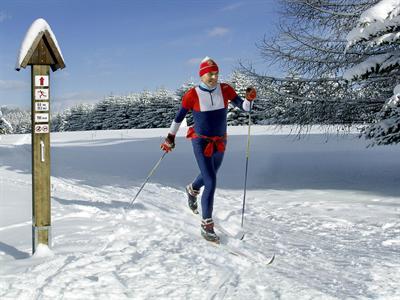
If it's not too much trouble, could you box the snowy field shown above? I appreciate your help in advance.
[0,126,399,300]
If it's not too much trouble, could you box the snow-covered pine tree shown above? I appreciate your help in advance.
[139,90,153,105]
[1,107,30,133]
[363,86,400,145]
[51,112,66,132]
[125,94,143,129]
[62,104,93,131]
[153,88,180,128]
[101,97,127,130]
[137,90,156,128]
[228,71,255,125]
[113,96,131,129]
[344,0,400,145]
[88,97,112,130]
[0,109,13,134]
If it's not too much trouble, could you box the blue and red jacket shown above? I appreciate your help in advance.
[169,83,252,137]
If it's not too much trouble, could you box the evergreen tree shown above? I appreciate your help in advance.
[0,109,13,134]
[363,89,400,145]
[51,112,66,132]
[63,104,92,131]
[344,0,400,145]
[2,108,30,134]
[227,71,254,125]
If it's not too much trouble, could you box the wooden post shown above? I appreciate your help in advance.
[31,65,51,253]
[16,18,65,254]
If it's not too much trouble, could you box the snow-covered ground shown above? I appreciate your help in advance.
[0,126,399,300]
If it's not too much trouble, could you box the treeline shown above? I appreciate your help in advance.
[51,74,276,132]
[0,73,274,134]
[0,66,390,135]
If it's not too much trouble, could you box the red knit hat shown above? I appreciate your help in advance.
[199,57,219,77]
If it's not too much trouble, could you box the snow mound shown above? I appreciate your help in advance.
[32,244,54,258]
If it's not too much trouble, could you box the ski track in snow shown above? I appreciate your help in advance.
[1,180,398,300]
[0,128,399,299]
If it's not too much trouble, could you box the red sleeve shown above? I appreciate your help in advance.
[221,83,238,101]
[181,88,197,110]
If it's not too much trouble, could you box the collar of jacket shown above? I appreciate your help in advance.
[199,82,217,93]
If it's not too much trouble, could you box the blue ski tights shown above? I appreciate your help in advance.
[191,138,225,219]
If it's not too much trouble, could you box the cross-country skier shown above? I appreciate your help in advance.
[161,57,256,243]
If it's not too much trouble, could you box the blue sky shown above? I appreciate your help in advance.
[0,0,279,111]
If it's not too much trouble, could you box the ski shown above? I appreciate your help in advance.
[207,239,275,266]
[186,194,274,265]
[214,225,275,265]
[221,244,275,266]
[215,224,245,240]
[198,223,275,265]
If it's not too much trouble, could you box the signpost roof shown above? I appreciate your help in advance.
[15,18,65,71]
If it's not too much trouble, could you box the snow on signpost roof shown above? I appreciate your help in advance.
[15,18,64,71]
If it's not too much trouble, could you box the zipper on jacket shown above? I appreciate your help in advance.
[209,92,214,106]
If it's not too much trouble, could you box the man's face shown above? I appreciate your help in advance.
[201,71,219,88]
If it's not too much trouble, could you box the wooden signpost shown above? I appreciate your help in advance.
[16,18,65,254]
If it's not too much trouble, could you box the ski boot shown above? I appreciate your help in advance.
[186,184,200,214]
[201,218,220,243]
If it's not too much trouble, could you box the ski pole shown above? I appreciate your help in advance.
[127,152,167,209]
[241,109,252,233]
